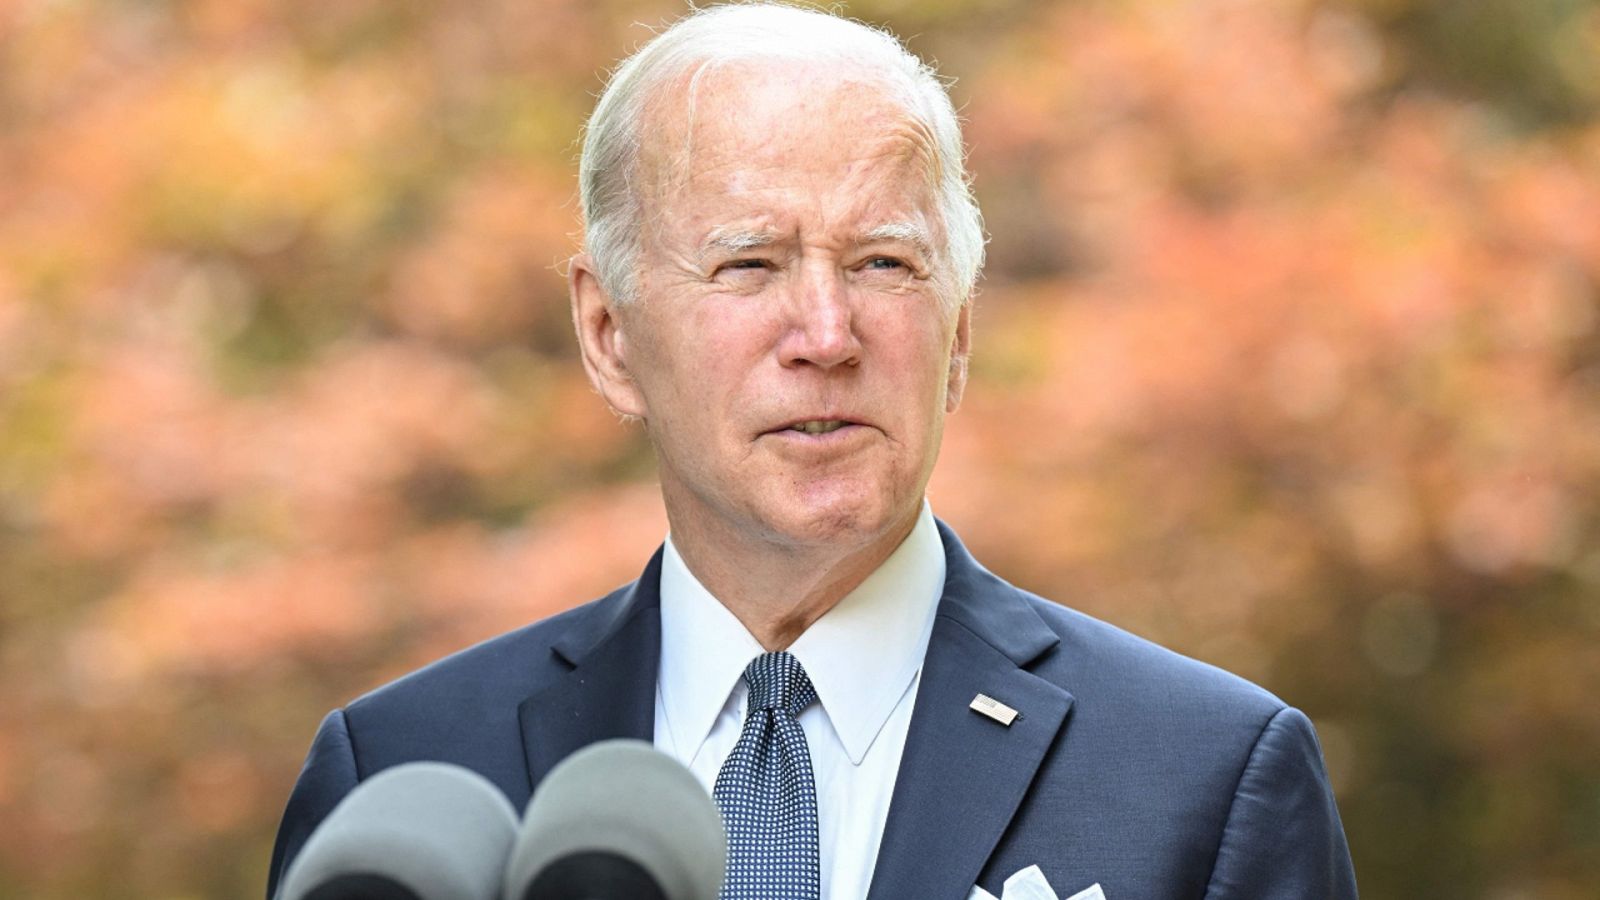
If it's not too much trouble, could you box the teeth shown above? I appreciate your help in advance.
[790,420,847,434]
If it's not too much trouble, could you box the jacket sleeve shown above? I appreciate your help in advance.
[1203,706,1358,899]
[266,709,361,900]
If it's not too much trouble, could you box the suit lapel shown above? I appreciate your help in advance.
[517,549,664,792]
[867,524,1075,900]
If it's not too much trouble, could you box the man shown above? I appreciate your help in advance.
[269,4,1357,899]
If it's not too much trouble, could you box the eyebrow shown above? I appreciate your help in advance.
[699,227,780,258]
[858,222,934,257]
[696,221,935,259]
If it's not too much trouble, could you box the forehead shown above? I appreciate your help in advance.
[637,60,940,231]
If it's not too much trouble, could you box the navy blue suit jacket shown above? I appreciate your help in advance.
[268,522,1356,899]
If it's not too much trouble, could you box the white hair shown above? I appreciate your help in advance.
[578,1,985,308]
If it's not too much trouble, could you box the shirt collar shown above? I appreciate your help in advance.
[657,502,945,766]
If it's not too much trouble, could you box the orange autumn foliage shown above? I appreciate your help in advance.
[1,1,1597,897]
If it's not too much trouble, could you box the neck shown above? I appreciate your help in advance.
[667,506,921,651]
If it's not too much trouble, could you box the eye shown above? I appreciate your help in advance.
[719,258,771,272]
[864,257,905,270]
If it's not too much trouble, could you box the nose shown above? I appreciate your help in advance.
[778,266,861,370]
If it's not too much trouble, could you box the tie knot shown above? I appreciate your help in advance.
[743,651,817,717]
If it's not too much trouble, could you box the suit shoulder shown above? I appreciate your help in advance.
[353,590,622,711]
[1021,590,1288,725]
[338,586,631,760]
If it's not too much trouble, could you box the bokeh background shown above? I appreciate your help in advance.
[2,0,1598,896]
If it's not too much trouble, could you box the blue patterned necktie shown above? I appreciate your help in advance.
[713,651,822,900]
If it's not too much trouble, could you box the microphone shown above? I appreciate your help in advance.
[278,761,519,900]
[504,740,727,900]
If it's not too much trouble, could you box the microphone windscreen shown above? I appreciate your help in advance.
[279,761,518,900]
[504,739,727,900]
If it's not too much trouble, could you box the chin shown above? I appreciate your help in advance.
[760,483,914,550]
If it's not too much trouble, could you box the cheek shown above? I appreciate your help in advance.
[648,308,775,425]
[876,311,954,383]
[699,326,758,370]
[692,302,784,369]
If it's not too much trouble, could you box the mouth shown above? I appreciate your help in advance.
[786,419,852,435]
[761,416,873,441]
[758,415,876,458]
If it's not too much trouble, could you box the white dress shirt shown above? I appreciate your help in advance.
[653,502,946,900]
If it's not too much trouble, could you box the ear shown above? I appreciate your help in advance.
[944,301,972,413]
[570,253,648,418]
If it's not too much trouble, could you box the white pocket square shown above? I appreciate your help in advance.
[965,865,1106,900]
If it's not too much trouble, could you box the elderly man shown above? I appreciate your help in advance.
[269,4,1357,899]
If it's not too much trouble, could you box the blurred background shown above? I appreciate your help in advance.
[2,0,1598,896]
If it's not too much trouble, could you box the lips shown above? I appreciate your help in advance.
[764,415,869,437]
[788,420,849,435]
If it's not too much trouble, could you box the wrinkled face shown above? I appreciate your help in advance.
[585,61,970,554]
